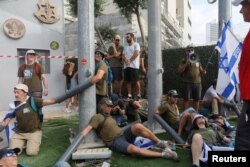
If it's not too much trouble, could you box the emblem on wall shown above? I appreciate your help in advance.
[50,41,59,50]
[3,18,26,39]
[34,0,60,24]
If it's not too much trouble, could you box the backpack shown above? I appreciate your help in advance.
[20,62,41,79]
[95,60,113,85]
[29,96,43,123]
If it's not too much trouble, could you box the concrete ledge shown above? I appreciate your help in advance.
[72,147,112,160]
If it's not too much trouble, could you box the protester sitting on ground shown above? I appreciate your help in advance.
[0,84,57,156]
[0,147,26,167]
[186,114,232,167]
[125,98,148,122]
[155,90,196,136]
[210,115,236,138]
[202,79,240,118]
[80,97,178,160]
[110,93,128,127]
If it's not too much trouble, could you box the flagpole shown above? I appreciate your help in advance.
[204,48,217,71]
[222,19,242,43]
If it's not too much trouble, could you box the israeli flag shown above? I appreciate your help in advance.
[2,101,26,144]
[215,20,242,100]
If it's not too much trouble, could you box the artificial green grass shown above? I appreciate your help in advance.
[18,116,79,167]
[17,115,237,167]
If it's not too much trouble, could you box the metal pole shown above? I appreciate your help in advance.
[218,0,231,36]
[147,0,162,130]
[78,0,95,142]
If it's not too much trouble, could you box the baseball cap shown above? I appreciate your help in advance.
[26,49,37,55]
[14,84,29,93]
[0,148,20,159]
[232,0,249,6]
[192,114,205,126]
[99,98,113,106]
[115,35,121,40]
[95,50,106,58]
[167,90,178,97]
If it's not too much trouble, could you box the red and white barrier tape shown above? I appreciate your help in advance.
[0,55,79,59]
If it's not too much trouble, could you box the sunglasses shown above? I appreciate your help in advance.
[5,151,15,157]
[115,39,120,41]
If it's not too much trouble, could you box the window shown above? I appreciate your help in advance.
[17,49,50,74]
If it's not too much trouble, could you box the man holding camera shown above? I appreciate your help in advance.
[178,45,206,112]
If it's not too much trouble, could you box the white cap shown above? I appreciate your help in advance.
[14,84,29,93]
[115,35,121,40]
[232,0,249,6]
[26,49,37,55]
[192,114,205,126]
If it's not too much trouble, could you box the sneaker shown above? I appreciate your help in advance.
[64,108,72,113]
[136,94,141,99]
[127,94,132,99]
[162,148,178,160]
[156,140,167,149]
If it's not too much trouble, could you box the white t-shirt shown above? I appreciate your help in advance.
[123,42,140,69]
[203,86,218,101]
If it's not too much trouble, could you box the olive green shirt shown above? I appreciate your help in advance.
[188,127,225,146]
[18,64,44,93]
[89,113,123,145]
[107,45,124,68]
[13,97,43,133]
[179,58,202,83]
[158,102,179,125]
[95,61,107,96]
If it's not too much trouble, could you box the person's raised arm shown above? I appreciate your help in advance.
[91,69,105,84]
[80,124,93,136]
[41,74,48,96]
[42,98,57,106]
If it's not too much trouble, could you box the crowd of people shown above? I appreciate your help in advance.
[0,0,250,166]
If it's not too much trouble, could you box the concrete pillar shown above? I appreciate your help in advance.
[147,0,163,130]
[78,0,95,142]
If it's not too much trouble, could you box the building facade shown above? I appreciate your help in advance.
[94,0,192,48]
[0,0,65,112]
[206,20,219,44]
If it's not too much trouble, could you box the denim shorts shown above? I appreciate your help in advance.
[109,127,136,154]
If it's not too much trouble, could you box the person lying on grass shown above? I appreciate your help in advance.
[80,97,178,160]
[185,114,232,167]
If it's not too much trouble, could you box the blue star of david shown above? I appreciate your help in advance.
[219,54,229,73]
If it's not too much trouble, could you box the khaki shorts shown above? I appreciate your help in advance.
[10,130,42,156]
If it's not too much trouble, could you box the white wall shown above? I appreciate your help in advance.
[0,0,65,111]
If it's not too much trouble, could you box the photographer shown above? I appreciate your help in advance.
[178,45,206,111]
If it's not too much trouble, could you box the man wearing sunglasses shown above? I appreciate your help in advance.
[106,35,124,97]
[0,148,25,167]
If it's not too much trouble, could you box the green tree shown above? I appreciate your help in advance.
[113,0,147,47]
[67,0,116,50]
